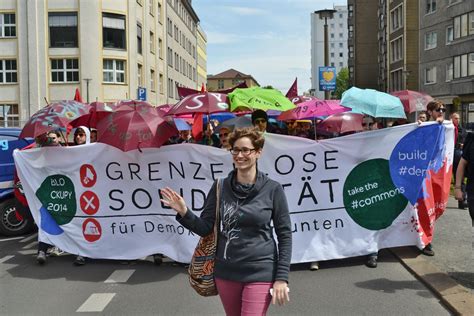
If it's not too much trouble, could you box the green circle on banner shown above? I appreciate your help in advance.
[343,159,408,230]
[35,175,76,225]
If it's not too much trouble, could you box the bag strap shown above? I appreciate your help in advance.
[214,179,221,235]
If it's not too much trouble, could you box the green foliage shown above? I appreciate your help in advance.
[333,68,349,99]
[262,85,274,89]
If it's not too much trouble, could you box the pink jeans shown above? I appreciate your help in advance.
[215,277,272,316]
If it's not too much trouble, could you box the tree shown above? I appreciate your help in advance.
[262,85,274,89]
[333,67,349,99]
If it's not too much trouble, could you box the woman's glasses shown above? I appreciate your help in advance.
[219,133,229,138]
[230,147,256,156]
[435,108,446,113]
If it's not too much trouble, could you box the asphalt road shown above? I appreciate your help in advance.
[0,234,451,315]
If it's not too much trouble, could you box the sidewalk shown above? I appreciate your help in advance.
[391,196,474,315]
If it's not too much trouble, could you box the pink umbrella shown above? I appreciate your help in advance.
[289,95,321,105]
[390,90,433,113]
[277,100,349,121]
[166,92,230,116]
[316,112,364,135]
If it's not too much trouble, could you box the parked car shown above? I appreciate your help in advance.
[0,128,35,236]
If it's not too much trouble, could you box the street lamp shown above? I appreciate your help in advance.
[83,78,92,103]
[315,9,337,100]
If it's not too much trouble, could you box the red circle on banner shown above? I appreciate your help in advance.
[80,191,100,215]
[82,218,102,242]
[80,164,97,187]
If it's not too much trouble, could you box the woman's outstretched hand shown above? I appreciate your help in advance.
[160,187,187,217]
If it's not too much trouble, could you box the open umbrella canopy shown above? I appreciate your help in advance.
[277,99,348,120]
[341,87,406,118]
[390,90,434,113]
[96,106,177,152]
[69,101,117,128]
[20,100,90,138]
[316,112,364,135]
[229,87,296,112]
[216,116,253,132]
[166,92,230,116]
[289,95,321,105]
[173,118,192,131]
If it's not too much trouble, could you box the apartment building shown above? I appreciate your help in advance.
[0,0,204,127]
[310,5,348,99]
[196,24,207,89]
[347,0,380,91]
[387,0,420,93]
[207,69,259,92]
[419,0,474,120]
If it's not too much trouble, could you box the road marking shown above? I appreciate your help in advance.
[76,293,115,312]
[18,250,37,255]
[20,233,37,243]
[0,236,24,242]
[0,255,14,263]
[22,241,37,249]
[104,269,135,283]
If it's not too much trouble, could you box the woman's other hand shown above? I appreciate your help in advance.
[271,280,289,306]
[160,187,187,216]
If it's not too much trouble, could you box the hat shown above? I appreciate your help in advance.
[251,110,268,123]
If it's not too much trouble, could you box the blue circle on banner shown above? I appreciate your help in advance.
[40,206,64,235]
[389,124,445,205]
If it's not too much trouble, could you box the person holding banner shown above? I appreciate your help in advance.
[160,127,292,315]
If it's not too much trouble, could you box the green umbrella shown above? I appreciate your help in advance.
[229,87,296,112]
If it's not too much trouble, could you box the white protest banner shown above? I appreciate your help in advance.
[14,122,453,262]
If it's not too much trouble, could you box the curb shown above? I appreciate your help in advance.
[390,247,474,316]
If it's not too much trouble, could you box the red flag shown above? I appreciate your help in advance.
[285,78,298,99]
[200,83,206,92]
[192,113,203,141]
[74,88,83,102]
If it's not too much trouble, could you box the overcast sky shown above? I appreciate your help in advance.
[193,0,347,95]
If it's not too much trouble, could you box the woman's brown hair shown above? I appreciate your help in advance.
[228,127,265,150]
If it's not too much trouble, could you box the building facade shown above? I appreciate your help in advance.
[418,0,474,121]
[310,5,348,99]
[196,24,207,90]
[207,69,259,92]
[347,0,379,91]
[0,0,205,127]
[387,0,420,93]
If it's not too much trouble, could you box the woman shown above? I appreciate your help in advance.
[74,126,90,145]
[161,127,292,315]
[218,126,232,150]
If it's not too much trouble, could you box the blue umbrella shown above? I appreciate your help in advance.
[203,112,236,124]
[341,87,406,118]
[173,118,191,131]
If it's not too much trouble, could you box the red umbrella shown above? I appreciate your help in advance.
[391,90,433,113]
[69,101,117,128]
[289,95,321,105]
[166,92,230,116]
[20,100,90,138]
[316,112,364,135]
[96,107,177,152]
[278,100,349,120]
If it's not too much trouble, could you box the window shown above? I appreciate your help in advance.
[103,59,125,83]
[159,73,163,94]
[330,52,335,58]
[454,53,474,78]
[339,13,343,19]
[470,53,474,76]
[453,13,470,39]
[339,33,343,38]
[348,5,353,17]
[390,69,403,91]
[339,52,343,57]
[349,46,354,58]
[167,48,173,66]
[48,12,78,47]
[339,23,343,28]
[218,80,224,89]
[425,0,436,14]
[330,33,334,39]
[349,25,353,38]
[0,13,16,37]
[330,23,335,29]
[150,31,155,53]
[158,3,162,23]
[390,5,403,32]
[51,58,79,83]
[339,43,343,48]
[103,13,126,49]
[331,62,335,67]
[339,62,343,67]
[149,0,154,15]
[424,32,437,50]
[446,62,453,82]
[167,18,172,35]
[137,64,142,86]
[168,78,174,98]
[0,104,19,127]
[0,59,17,83]
[331,43,335,48]
[150,69,155,91]
[446,25,453,44]
[137,24,142,54]
[158,38,163,58]
[174,52,179,71]
[424,66,436,84]
[390,37,403,62]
